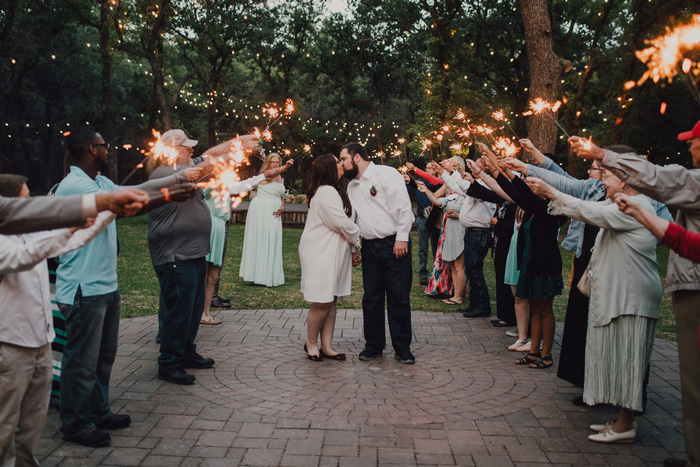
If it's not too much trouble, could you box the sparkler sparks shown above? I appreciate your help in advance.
[253,127,273,142]
[523,98,570,138]
[196,137,250,212]
[634,15,700,84]
[150,129,181,167]
[629,14,700,103]
[120,129,181,184]
[398,165,417,181]
[492,137,519,158]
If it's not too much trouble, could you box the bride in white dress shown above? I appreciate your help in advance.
[299,154,360,361]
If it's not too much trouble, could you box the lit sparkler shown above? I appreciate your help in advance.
[398,165,417,181]
[492,137,519,158]
[195,137,250,212]
[628,14,700,103]
[398,137,407,164]
[121,129,181,184]
[491,109,520,140]
[523,98,570,138]
[418,138,432,158]
[257,98,296,158]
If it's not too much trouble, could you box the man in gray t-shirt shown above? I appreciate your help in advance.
[148,129,282,385]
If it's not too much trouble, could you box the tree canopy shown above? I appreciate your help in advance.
[1,0,697,191]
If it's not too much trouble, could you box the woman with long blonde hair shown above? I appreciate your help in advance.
[239,153,293,286]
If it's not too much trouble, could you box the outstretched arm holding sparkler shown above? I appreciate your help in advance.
[519,138,548,165]
[405,162,444,186]
[466,159,514,204]
[569,136,606,161]
[415,181,448,207]
[201,134,260,160]
[223,159,294,196]
[476,143,508,179]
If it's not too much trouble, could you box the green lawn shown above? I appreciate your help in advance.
[116,216,677,341]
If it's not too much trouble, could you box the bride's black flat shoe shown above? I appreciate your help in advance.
[303,343,322,362]
[319,351,346,361]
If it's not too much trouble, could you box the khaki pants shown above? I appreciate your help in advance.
[672,291,700,467]
[0,343,52,467]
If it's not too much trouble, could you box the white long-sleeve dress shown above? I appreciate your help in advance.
[299,186,361,303]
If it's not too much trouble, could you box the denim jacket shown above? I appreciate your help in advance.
[528,156,673,257]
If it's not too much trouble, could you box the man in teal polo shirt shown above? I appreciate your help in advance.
[55,128,198,447]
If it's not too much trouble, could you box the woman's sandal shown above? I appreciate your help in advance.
[515,352,541,365]
[529,356,553,369]
[442,298,462,305]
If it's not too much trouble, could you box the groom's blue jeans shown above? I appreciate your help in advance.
[361,236,413,355]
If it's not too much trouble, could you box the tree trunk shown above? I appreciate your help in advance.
[99,0,117,182]
[147,0,172,131]
[519,0,561,154]
[149,46,172,130]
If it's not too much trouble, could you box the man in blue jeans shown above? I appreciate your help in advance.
[55,129,195,447]
[432,160,496,317]
[402,165,441,285]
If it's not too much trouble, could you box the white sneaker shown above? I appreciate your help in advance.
[508,339,530,351]
[505,328,519,337]
[588,427,635,443]
[590,420,637,432]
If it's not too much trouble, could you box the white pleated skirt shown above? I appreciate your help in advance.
[583,314,657,411]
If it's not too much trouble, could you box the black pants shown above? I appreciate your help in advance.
[361,237,413,355]
[494,259,515,324]
[557,252,590,387]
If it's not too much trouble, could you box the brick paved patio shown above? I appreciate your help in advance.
[37,309,685,466]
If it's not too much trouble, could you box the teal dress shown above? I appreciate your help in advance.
[205,189,229,267]
[239,182,285,286]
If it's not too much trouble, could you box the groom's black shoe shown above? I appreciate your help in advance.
[394,352,415,364]
[359,348,383,361]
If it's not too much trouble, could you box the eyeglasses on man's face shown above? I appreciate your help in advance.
[92,142,110,150]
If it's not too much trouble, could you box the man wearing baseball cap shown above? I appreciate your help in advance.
[569,121,700,465]
[160,129,198,148]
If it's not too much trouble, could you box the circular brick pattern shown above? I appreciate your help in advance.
[189,339,557,424]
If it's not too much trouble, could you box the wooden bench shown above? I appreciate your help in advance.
[231,201,308,226]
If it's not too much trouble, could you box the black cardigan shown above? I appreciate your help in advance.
[495,174,565,276]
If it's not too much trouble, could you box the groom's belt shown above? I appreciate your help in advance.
[362,234,396,243]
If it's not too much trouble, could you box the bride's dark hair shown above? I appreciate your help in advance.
[306,153,352,217]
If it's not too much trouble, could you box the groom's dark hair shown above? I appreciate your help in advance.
[341,142,369,161]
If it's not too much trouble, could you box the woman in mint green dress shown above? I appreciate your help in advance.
[239,153,288,286]
[201,189,229,325]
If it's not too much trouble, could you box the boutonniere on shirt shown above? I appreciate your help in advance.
[369,186,377,196]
